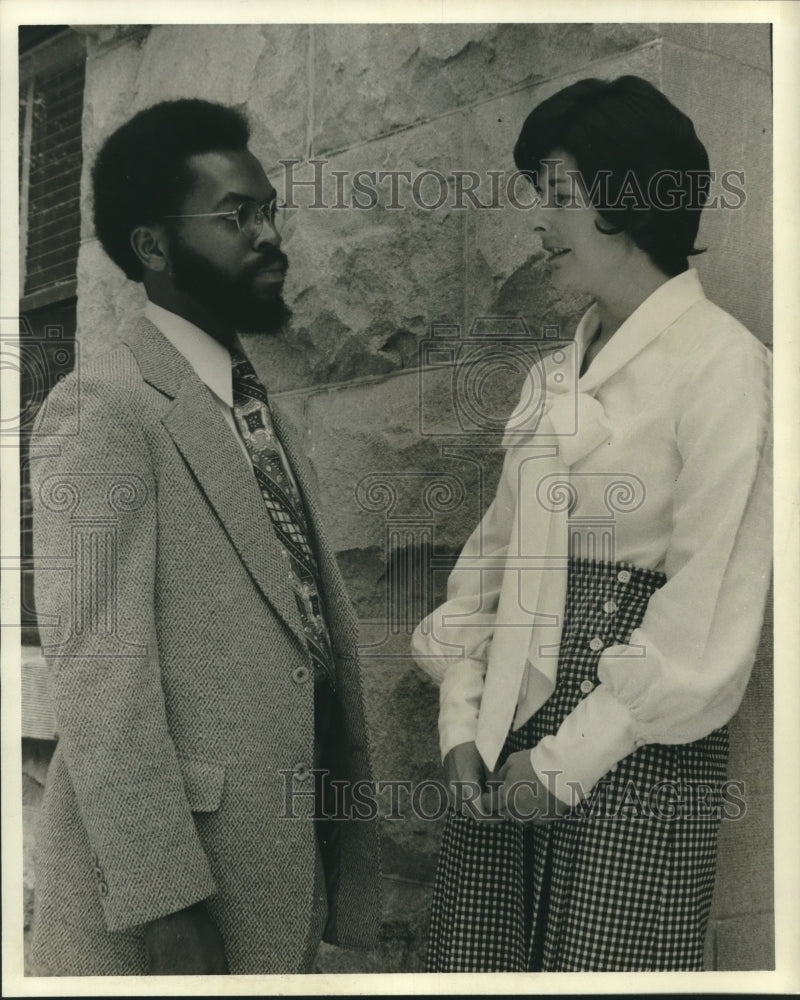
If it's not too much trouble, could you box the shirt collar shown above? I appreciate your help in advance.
[143,300,234,407]
[576,268,706,390]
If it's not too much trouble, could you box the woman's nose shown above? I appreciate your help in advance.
[531,199,550,233]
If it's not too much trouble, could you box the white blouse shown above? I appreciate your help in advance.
[411,269,772,804]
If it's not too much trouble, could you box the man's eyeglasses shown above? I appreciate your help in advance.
[162,199,286,239]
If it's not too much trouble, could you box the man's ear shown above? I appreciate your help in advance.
[131,225,169,274]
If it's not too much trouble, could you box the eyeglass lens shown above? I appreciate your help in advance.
[237,200,279,236]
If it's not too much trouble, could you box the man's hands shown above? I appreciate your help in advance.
[443,742,569,824]
[144,901,229,975]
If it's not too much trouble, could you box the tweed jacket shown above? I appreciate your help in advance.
[30,316,381,975]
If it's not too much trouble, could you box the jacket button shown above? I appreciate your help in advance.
[97,881,109,897]
[589,637,604,652]
[603,600,617,614]
[617,569,631,584]
[292,665,310,684]
[89,852,99,866]
[579,679,595,694]
[295,762,311,781]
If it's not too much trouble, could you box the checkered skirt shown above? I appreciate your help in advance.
[426,557,729,972]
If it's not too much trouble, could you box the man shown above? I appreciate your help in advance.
[30,99,381,975]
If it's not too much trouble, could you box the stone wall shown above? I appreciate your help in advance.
[26,22,772,972]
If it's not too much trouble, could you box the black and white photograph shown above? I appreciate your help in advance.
[2,2,798,994]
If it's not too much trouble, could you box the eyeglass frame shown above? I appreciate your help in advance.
[161,198,285,237]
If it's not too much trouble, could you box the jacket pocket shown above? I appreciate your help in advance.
[178,757,225,813]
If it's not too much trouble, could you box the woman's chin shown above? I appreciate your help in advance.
[547,267,576,291]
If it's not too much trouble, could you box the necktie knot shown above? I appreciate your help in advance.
[231,351,269,408]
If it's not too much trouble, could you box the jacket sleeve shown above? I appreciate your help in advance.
[411,446,518,760]
[31,370,217,931]
[531,341,772,803]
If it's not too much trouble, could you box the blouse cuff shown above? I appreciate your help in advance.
[438,659,485,761]
[529,685,642,805]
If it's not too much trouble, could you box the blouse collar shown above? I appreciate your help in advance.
[576,268,706,391]
[502,268,707,452]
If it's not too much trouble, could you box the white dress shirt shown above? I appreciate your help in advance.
[143,300,296,484]
[411,269,772,803]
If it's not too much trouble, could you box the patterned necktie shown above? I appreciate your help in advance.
[231,351,335,686]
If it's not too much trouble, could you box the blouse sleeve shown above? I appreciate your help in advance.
[531,339,772,804]
[411,446,518,759]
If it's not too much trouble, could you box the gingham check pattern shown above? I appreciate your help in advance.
[232,351,335,684]
[427,557,729,972]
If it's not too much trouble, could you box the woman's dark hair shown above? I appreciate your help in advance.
[513,75,710,276]
[92,99,251,282]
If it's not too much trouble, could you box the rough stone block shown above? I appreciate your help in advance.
[133,26,267,113]
[282,371,503,557]
[705,24,771,72]
[714,911,775,970]
[704,614,774,920]
[245,26,310,171]
[359,638,443,883]
[316,875,431,972]
[22,739,55,788]
[660,23,771,73]
[245,112,467,392]
[662,43,771,345]
[313,23,660,154]
[727,606,773,784]
[659,23,711,51]
[82,36,148,167]
[703,919,716,969]
[75,241,144,356]
[710,790,774,920]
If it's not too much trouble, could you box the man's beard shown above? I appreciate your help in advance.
[168,234,292,334]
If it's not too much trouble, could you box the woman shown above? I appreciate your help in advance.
[412,76,772,972]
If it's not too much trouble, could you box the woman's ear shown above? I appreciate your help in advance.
[130,225,169,274]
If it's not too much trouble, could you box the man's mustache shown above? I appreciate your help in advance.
[251,247,289,274]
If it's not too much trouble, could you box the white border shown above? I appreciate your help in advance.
[2,2,798,996]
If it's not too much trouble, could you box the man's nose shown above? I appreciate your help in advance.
[253,216,281,250]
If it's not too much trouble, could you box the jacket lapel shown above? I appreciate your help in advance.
[121,317,307,651]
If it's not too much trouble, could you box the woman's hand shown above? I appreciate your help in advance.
[495,749,571,824]
[443,742,503,822]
